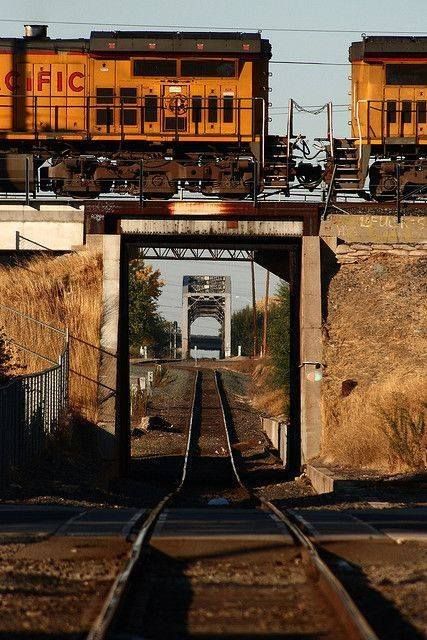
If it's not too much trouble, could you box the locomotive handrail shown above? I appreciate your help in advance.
[355,98,427,146]
[0,94,266,167]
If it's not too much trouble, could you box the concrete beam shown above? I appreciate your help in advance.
[121,218,303,237]
[300,236,323,463]
[0,205,84,251]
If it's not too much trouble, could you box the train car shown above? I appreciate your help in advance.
[328,35,427,200]
[0,25,299,199]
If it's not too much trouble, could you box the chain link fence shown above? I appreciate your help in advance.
[0,305,69,486]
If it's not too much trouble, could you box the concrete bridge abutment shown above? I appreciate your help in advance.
[96,234,130,477]
[299,236,323,464]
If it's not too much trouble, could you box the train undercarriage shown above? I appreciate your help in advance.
[327,139,427,201]
[46,152,257,200]
[0,139,426,201]
[0,137,323,200]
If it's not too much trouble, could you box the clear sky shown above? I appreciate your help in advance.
[2,1,423,348]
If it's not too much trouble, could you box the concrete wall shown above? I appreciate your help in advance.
[300,236,323,463]
[320,214,426,244]
[0,205,84,251]
[261,416,288,467]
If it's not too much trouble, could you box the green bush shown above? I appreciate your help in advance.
[267,282,290,388]
[230,280,290,387]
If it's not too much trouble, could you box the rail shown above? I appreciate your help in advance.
[88,367,379,640]
[87,369,200,640]
[215,369,378,640]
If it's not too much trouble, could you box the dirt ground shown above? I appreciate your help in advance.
[322,540,427,640]
[131,367,195,458]
[0,537,129,639]
[122,545,348,639]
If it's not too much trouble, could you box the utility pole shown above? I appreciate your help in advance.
[262,269,270,358]
[250,258,258,358]
[173,321,177,359]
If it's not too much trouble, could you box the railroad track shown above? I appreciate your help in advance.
[88,368,379,640]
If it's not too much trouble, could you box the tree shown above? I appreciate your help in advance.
[231,306,263,356]
[128,260,169,356]
[230,281,290,386]
[267,282,290,388]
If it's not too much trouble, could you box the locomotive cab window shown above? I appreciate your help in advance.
[386,64,427,85]
[120,88,137,126]
[181,60,236,77]
[223,96,234,123]
[208,96,218,123]
[133,59,177,77]
[96,88,114,126]
[144,95,158,122]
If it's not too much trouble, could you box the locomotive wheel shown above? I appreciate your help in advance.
[369,163,397,202]
[216,193,249,200]
[144,192,175,200]
[369,189,396,203]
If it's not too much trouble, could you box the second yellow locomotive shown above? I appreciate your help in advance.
[328,35,427,200]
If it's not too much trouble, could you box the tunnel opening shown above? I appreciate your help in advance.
[111,235,302,481]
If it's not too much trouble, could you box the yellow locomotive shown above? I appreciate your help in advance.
[0,25,298,199]
[329,36,427,200]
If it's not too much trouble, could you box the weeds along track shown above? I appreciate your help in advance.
[88,368,379,640]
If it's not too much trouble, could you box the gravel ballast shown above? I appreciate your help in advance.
[0,537,129,638]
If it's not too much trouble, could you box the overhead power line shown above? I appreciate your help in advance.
[271,60,348,66]
[0,18,426,35]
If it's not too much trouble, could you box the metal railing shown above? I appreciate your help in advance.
[355,99,427,145]
[0,94,263,141]
[0,309,69,486]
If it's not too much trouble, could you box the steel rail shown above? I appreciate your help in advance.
[87,370,200,640]
[214,369,379,640]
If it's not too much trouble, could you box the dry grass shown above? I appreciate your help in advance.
[215,358,289,417]
[250,360,289,418]
[322,255,427,472]
[0,251,102,421]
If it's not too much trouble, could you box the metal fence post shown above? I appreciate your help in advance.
[253,159,258,207]
[139,159,144,207]
[25,156,30,206]
[396,162,402,223]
